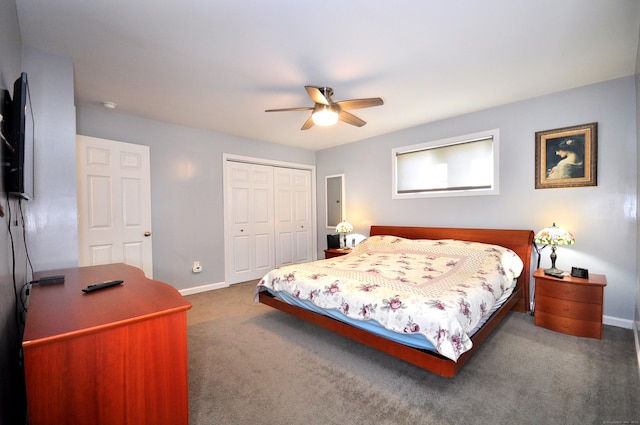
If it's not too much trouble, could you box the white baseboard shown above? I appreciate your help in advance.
[634,320,640,381]
[180,281,228,296]
[603,315,633,329]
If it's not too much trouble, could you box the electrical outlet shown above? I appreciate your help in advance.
[192,261,203,273]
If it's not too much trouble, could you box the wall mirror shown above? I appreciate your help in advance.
[325,174,345,229]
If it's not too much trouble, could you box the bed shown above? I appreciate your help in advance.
[256,225,534,377]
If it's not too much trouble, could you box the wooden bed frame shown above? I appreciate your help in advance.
[258,225,534,377]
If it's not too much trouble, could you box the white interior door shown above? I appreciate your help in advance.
[274,167,312,266]
[76,135,153,277]
[224,162,275,284]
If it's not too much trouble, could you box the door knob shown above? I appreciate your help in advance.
[144,231,151,237]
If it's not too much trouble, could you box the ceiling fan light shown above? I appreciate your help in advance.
[312,106,339,126]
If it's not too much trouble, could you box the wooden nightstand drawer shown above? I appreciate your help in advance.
[535,294,602,321]
[536,279,602,303]
[534,310,602,339]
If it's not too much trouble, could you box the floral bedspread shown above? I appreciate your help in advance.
[255,235,523,361]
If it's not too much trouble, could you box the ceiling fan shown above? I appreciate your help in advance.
[265,86,383,130]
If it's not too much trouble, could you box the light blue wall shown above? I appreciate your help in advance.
[17,44,639,327]
[23,47,78,271]
[317,76,637,326]
[76,105,316,290]
[635,34,640,362]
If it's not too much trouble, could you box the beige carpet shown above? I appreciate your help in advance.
[186,281,640,425]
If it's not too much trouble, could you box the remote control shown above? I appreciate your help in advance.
[82,280,124,293]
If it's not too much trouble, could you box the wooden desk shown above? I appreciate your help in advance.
[22,263,192,425]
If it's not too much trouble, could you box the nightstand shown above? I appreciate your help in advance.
[324,248,351,259]
[533,268,607,339]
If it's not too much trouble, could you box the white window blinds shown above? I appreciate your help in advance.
[392,129,499,198]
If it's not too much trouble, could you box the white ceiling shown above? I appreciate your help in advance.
[15,0,640,151]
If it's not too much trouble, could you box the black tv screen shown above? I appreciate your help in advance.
[0,89,11,186]
[5,72,34,200]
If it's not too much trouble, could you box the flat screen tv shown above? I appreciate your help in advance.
[3,72,34,200]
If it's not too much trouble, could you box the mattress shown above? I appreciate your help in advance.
[255,235,524,361]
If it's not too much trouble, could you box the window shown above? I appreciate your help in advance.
[392,129,499,199]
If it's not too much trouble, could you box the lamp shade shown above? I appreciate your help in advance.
[335,221,353,233]
[534,223,574,276]
[533,223,575,246]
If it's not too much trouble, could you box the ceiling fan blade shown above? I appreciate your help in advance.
[265,106,313,112]
[305,86,330,105]
[300,116,315,130]
[338,110,366,127]
[335,97,384,111]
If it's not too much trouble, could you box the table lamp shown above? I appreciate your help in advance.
[533,223,575,276]
[335,221,353,248]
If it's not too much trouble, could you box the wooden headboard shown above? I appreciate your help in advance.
[369,225,534,312]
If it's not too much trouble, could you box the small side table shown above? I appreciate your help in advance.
[533,268,607,339]
[324,248,351,259]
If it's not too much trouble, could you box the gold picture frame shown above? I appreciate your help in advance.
[535,122,597,189]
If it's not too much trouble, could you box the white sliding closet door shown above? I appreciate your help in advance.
[225,162,275,284]
[274,167,313,267]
